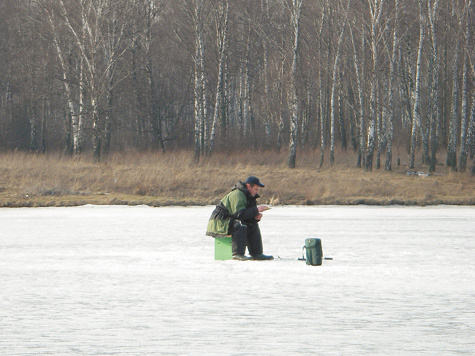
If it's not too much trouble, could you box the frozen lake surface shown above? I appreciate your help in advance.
[1,205,474,355]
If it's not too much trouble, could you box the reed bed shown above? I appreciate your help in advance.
[0,149,474,207]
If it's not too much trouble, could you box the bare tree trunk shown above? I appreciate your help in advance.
[469,90,475,162]
[347,82,358,152]
[410,0,425,169]
[194,35,202,161]
[144,3,165,152]
[459,0,471,171]
[338,71,347,151]
[243,26,251,140]
[28,84,38,152]
[192,0,205,161]
[263,39,271,147]
[277,36,285,153]
[330,0,350,164]
[131,18,145,142]
[318,75,325,168]
[91,99,102,162]
[350,20,365,168]
[209,0,229,155]
[200,29,208,155]
[428,0,440,173]
[71,0,136,158]
[447,35,460,170]
[40,1,81,153]
[288,0,303,168]
[77,55,86,154]
[469,96,475,175]
[366,0,386,171]
[376,79,384,169]
[40,98,47,153]
[74,70,85,154]
[459,53,469,171]
[262,1,272,147]
[385,0,399,171]
[104,50,113,156]
[317,1,327,168]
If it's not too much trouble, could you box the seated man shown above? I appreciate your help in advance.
[206,176,273,261]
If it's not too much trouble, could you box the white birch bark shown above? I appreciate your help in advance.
[189,0,206,161]
[385,0,399,171]
[78,54,86,154]
[263,40,272,146]
[261,0,272,146]
[59,0,135,160]
[428,0,440,172]
[338,70,347,150]
[200,29,208,154]
[288,0,303,168]
[350,18,365,168]
[36,1,81,154]
[365,0,386,171]
[243,28,251,137]
[193,5,203,161]
[277,34,285,153]
[209,0,229,155]
[410,0,425,169]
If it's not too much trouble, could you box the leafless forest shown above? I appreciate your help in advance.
[0,0,473,172]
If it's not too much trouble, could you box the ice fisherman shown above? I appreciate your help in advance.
[206,176,274,261]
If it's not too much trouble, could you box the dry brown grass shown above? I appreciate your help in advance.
[0,149,474,207]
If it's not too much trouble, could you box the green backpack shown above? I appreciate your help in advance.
[303,238,323,266]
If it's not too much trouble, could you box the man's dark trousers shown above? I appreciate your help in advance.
[231,220,263,256]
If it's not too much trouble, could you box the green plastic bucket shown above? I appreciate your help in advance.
[215,237,232,260]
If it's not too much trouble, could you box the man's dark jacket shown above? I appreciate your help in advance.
[206,181,259,237]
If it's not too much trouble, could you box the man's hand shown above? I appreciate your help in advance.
[255,213,263,221]
[257,205,269,212]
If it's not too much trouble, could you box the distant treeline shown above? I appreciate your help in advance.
[0,1,473,172]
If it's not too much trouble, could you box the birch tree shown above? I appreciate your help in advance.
[208,0,229,154]
[349,13,366,168]
[185,0,207,161]
[35,0,83,154]
[287,0,303,168]
[365,0,386,171]
[385,0,399,171]
[59,0,135,161]
[2,0,474,168]
[410,0,425,169]
[427,0,440,173]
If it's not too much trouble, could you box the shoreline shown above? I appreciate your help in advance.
[1,150,474,208]
[2,195,474,208]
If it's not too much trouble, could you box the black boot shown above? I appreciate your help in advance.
[232,254,251,261]
[251,254,274,260]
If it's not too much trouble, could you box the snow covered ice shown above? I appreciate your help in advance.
[1,205,474,355]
